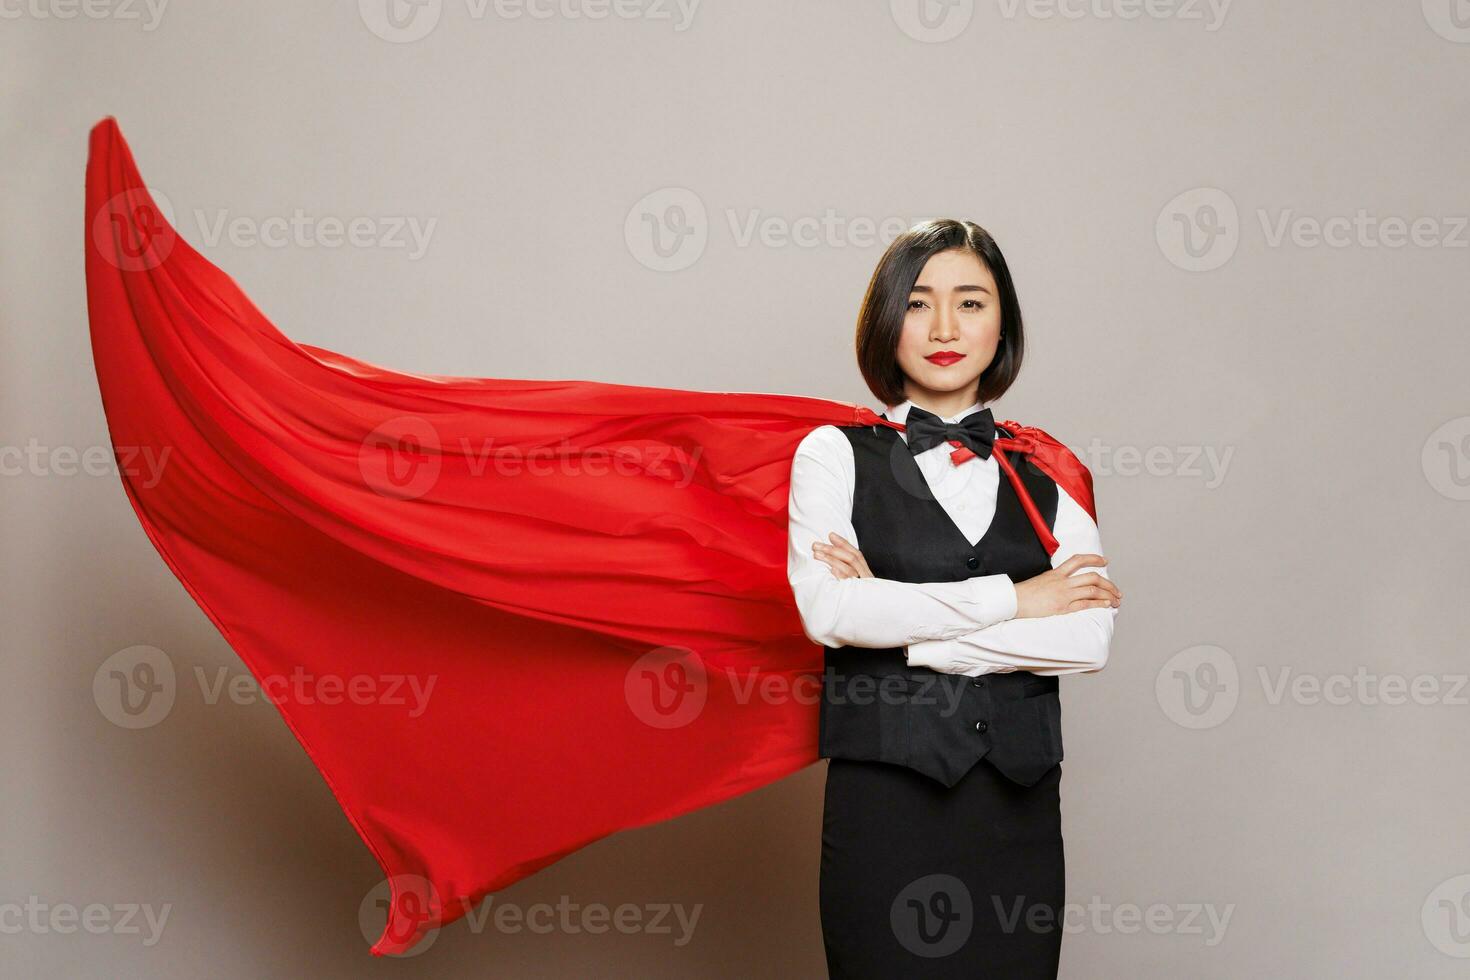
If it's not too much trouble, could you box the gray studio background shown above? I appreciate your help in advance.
[4,2,1468,976]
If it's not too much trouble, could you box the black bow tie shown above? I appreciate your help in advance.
[902,404,996,461]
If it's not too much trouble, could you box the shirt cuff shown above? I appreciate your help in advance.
[905,636,969,673]
[903,576,1018,669]
[900,575,1019,643]
[975,574,1018,625]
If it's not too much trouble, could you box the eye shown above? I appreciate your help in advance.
[907,299,929,310]
[960,299,985,310]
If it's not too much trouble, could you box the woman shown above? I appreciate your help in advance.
[786,220,1122,977]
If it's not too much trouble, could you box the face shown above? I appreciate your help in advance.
[894,247,1003,405]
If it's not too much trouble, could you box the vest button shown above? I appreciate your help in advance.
[965,556,980,570]
[975,720,989,733]
[971,678,983,687]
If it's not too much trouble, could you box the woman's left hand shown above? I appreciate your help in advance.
[812,532,874,580]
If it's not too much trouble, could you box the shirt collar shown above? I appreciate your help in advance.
[882,396,986,426]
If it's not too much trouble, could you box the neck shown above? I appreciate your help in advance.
[903,385,981,420]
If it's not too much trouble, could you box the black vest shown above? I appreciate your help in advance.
[817,421,1064,788]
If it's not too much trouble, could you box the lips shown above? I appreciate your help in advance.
[924,351,965,366]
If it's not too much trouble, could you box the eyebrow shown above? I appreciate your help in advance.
[909,284,992,294]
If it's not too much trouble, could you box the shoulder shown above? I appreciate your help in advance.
[788,425,857,513]
[793,423,855,461]
[790,425,858,496]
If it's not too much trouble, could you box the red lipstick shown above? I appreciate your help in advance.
[924,350,965,366]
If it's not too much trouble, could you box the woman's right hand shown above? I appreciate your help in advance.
[1014,554,1122,618]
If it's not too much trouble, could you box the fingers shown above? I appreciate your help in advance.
[813,533,871,579]
[1067,597,1117,612]
[1057,553,1107,577]
[812,537,858,565]
[1066,583,1121,606]
[1067,572,1121,601]
[818,555,861,579]
[813,534,863,580]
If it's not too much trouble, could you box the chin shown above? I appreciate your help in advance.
[908,370,983,395]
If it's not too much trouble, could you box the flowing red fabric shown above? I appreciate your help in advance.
[83,116,1096,955]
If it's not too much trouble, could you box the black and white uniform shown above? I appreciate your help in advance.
[786,398,1115,978]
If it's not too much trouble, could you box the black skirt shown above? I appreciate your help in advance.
[819,756,1065,979]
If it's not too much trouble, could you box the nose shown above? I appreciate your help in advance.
[931,301,959,342]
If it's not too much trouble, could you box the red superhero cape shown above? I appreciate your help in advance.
[83,117,1097,956]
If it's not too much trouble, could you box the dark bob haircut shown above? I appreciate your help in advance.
[854,219,1024,408]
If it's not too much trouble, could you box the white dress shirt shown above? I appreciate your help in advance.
[786,398,1114,676]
